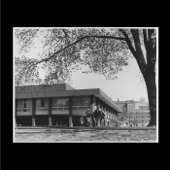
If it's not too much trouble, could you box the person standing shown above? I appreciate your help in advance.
[94,106,102,127]
[100,110,105,127]
[85,108,91,127]
[91,104,97,127]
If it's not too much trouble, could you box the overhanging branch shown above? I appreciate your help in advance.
[119,29,136,57]
[143,29,149,51]
[146,29,156,71]
[131,29,147,73]
[31,35,127,66]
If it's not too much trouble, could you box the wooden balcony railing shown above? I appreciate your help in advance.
[35,108,49,111]
[52,107,69,111]
[72,106,89,110]
[16,108,32,112]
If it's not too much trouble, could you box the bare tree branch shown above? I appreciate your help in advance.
[29,35,127,67]
[146,29,156,71]
[148,29,155,41]
[119,29,136,57]
[143,29,149,51]
[131,29,147,73]
[62,29,70,45]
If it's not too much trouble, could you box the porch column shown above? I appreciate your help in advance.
[100,100,104,118]
[90,95,96,108]
[99,100,103,111]
[90,95,97,116]
[96,97,100,108]
[108,107,110,119]
[32,99,36,127]
[48,97,52,126]
[111,108,113,120]
[113,109,115,120]
[90,95,96,126]
[111,108,113,119]
[109,107,111,120]
[103,102,107,118]
[115,113,118,121]
[69,97,73,127]
[102,101,106,126]
[105,103,108,126]
[107,105,110,119]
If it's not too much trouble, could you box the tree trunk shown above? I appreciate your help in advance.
[123,29,157,127]
[143,69,156,126]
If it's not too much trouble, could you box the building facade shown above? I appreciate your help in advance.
[115,100,150,127]
[15,84,122,127]
[134,101,149,109]
[116,100,149,113]
[128,110,150,127]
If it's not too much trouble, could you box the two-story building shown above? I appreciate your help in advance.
[15,84,122,127]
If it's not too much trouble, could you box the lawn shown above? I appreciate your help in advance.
[14,127,157,142]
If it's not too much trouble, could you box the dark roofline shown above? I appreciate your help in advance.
[15,86,122,113]
[15,84,75,92]
[98,89,122,112]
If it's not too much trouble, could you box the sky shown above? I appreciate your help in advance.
[14,28,159,103]
[70,58,148,102]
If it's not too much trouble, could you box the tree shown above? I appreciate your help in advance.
[14,28,157,126]
[139,97,146,103]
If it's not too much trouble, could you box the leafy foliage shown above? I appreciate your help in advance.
[14,28,156,86]
[15,28,132,85]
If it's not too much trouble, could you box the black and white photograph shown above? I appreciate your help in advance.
[13,27,158,143]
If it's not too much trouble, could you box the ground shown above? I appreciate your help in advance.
[14,127,157,142]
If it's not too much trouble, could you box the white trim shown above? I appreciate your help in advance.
[156,27,159,142]
[13,27,159,29]
[13,27,15,142]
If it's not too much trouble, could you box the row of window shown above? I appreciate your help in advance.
[16,97,90,109]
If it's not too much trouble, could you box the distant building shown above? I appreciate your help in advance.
[134,101,149,109]
[115,100,149,113]
[115,101,127,113]
[139,105,149,111]
[115,100,135,113]
[115,99,150,127]
[128,111,150,127]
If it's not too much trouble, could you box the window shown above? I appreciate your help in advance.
[25,100,32,108]
[17,100,32,108]
[42,100,44,107]
[17,100,24,109]
[36,100,42,108]
[24,100,26,108]
[73,97,90,106]
[52,98,69,107]
[36,99,49,108]
[16,100,32,111]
